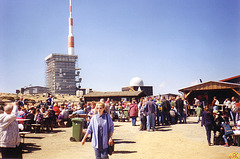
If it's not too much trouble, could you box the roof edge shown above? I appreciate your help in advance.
[220,75,240,82]
[179,81,240,92]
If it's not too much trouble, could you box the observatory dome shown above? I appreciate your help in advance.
[130,77,144,86]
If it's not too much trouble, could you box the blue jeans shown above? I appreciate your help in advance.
[178,112,183,123]
[197,116,201,122]
[162,111,170,124]
[156,110,160,125]
[147,113,155,131]
[94,148,108,159]
[205,125,212,144]
[223,134,233,144]
[231,112,236,125]
[171,117,175,124]
[159,112,164,125]
[183,113,187,123]
[131,116,137,126]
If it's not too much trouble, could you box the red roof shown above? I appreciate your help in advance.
[220,75,240,82]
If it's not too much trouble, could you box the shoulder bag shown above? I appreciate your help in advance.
[224,124,233,136]
[106,114,114,155]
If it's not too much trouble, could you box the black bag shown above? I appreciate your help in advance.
[106,114,114,155]
[108,143,114,155]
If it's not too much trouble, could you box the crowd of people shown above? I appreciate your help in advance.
[1,94,239,159]
[7,95,189,134]
[136,95,188,132]
[201,96,240,147]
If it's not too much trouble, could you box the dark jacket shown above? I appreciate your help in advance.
[201,110,214,127]
[144,101,155,115]
[176,98,184,113]
[162,99,171,112]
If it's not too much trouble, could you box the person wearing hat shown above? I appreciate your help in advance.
[213,110,224,144]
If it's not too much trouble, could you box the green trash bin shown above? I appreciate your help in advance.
[123,109,129,117]
[71,118,84,141]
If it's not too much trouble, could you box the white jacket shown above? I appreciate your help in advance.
[231,101,237,113]
[0,105,21,148]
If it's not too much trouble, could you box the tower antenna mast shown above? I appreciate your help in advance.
[68,0,74,55]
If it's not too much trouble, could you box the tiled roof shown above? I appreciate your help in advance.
[84,91,145,97]
[179,81,240,92]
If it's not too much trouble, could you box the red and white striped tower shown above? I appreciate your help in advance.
[68,0,74,55]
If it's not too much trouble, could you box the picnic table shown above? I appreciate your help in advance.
[16,119,31,122]
[233,131,240,146]
[19,131,30,143]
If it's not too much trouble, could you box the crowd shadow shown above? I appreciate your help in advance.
[113,139,137,154]
[24,136,44,140]
[185,121,199,124]
[20,129,66,154]
[51,129,66,133]
[21,143,41,154]
[114,139,136,144]
[154,125,172,132]
[34,129,66,134]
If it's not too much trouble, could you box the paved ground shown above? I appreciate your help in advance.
[14,117,240,159]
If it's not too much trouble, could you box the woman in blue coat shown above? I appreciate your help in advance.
[82,102,114,159]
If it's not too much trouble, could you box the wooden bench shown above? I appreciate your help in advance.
[232,133,240,146]
[19,132,30,143]
[31,124,42,133]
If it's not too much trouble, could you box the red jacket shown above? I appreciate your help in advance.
[129,103,138,117]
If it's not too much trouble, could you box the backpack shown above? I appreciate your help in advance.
[169,109,176,117]
[157,102,163,112]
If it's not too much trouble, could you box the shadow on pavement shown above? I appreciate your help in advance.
[24,136,44,140]
[114,139,136,144]
[114,150,137,154]
[29,129,66,134]
[186,121,199,124]
[113,139,137,154]
[52,129,66,133]
[21,143,42,154]
[155,125,172,132]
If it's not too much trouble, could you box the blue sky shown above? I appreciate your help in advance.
[0,0,240,95]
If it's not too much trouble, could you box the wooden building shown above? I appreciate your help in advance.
[20,86,48,95]
[179,81,240,105]
[83,91,147,103]
[160,93,179,100]
[122,86,153,96]
[220,75,240,84]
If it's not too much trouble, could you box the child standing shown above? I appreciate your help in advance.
[195,105,202,123]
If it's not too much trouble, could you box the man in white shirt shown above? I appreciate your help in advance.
[0,103,22,159]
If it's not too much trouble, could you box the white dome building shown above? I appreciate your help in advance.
[130,77,144,86]
[122,77,153,96]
